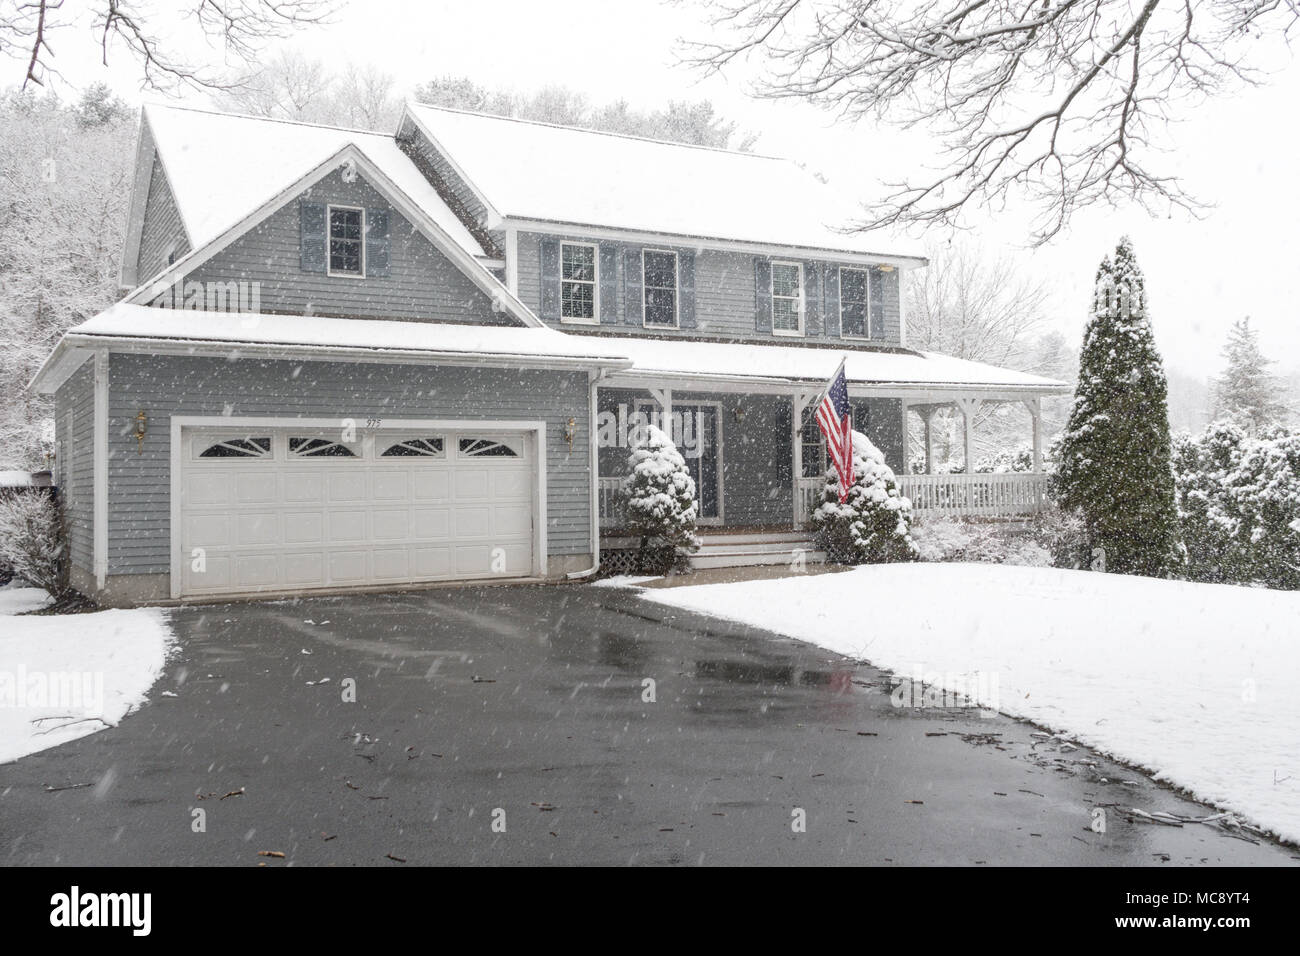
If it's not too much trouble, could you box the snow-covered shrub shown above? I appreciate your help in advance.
[622,424,699,572]
[1173,423,1300,589]
[1031,508,1090,570]
[0,491,71,599]
[812,431,917,564]
[912,517,1051,566]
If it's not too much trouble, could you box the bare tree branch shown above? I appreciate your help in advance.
[681,0,1300,243]
[1,0,336,91]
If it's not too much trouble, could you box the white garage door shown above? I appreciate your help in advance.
[177,426,537,598]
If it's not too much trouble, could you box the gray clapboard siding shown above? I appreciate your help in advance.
[105,355,593,575]
[163,169,513,324]
[136,156,190,285]
[54,362,95,574]
[402,129,491,229]
[516,230,902,345]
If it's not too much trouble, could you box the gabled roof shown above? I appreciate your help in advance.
[135,104,487,261]
[401,102,926,265]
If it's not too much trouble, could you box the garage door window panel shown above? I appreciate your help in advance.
[380,438,446,458]
[197,437,272,459]
[459,438,520,458]
[289,437,359,458]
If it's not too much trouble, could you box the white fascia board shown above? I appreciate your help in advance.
[500,217,930,271]
[27,341,95,395]
[56,333,633,376]
[604,369,1068,397]
[121,144,545,329]
[399,103,504,228]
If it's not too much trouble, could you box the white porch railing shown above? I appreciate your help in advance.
[897,473,1049,517]
[598,477,625,529]
[795,477,823,526]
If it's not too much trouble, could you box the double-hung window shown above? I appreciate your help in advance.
[560,242,598,323]
[771,261,804,335]
[839,267,870,338]
[328,205,364,277]
[642,250,679,328]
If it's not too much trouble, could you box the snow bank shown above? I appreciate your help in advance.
[0,600,174,764]
[641,564,1300,843]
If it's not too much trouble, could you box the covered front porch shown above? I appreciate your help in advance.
[596,381,1055,534]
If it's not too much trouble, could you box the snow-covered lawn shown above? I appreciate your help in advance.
[637,564,1300,844]
[0,586,173,765]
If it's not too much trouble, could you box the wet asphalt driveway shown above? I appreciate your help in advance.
[2,584,1296,866]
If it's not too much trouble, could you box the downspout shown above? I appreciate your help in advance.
[567,367,607,580]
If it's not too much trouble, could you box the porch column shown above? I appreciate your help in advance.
[955,397,982,473]
[648,387,673,438]
[920,406,936,475]
[791,392,815,531]
[1024,397,1043,472]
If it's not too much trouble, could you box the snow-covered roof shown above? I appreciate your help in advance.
[142,104,487,260]
[37,304,630,381]
[403,103,924,262]
[598,335,1067,392]
[33,304,1065,396]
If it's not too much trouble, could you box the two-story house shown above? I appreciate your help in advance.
[30,103,1066,605]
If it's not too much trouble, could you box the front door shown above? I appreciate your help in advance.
[638,400,723,524]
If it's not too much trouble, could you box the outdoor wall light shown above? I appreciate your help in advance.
[134,411,147,453]
[564,417,577,450]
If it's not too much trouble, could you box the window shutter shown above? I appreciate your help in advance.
[803,262,821,336]
[754,258,772,333]
[623,247,643,325]
[598,244,619,324]
[869,266,887,339]
[774,400,793,486]
[300,201,326,273]
[823,266,841,338]
[539,238,561,321]
[678,250,696,329]
[365,208,390,277]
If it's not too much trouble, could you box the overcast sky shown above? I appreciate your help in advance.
[24,0,1300,382]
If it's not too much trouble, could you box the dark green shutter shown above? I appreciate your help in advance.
[823,266,841,338]
[803,262,821,336]
[869,267,887,339]
[365,207,390,277]
[539,238,560,320]
[300,201,326,273]
[623,248,643,325]
[598,244,619,323]
[754,258,772,333]
[678,250,696,329]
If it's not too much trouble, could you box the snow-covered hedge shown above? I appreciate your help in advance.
[0,491,71,599]
[622,424,699,572]
[1173,423,1300,589]
[813,431,917,564]
[912,517,1052,567]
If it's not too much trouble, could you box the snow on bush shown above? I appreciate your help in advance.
[912,517,1052,567]
[812,431,917,564]
[0,491,71,600]
[622,424,699,571]
[1174,423,1300,589]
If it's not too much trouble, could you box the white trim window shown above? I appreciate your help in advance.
[560,241,599,323]
[327,205,365,277]
[771,261,804,336]
[642,249,679,328]
[839,266,870,338]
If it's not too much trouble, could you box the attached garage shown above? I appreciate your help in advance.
[172,418,546,599]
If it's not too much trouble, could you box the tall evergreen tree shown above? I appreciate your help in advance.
[1055,238,1181,577]
[1211,317,1289,435]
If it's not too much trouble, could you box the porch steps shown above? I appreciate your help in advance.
[689,531,825,570]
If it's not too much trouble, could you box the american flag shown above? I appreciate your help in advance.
[815,358,854,503]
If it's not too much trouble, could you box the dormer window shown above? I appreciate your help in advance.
[560,242,598,323]
[643,249,679,328]
[328,205,365,277]
[771,261,804,336]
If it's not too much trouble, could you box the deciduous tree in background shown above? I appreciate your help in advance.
[684,0,1300,242]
